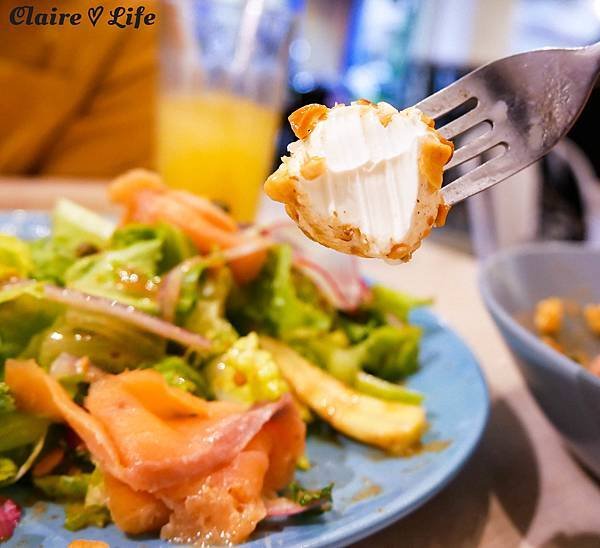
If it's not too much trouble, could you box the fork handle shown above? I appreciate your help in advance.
[440,41,600,206]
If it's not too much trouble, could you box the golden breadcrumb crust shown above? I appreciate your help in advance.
[288,104,328,140]
[264,101,453,261]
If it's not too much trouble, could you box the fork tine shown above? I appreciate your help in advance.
[438,105,489,140]
[424,43,600,204]
[445,130,502,170]
[442,151,512,205]
[414,80,473,119]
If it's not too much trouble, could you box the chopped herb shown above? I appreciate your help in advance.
[286,482,333,512]
[34,474,91,501]
[64,503,111,531]
[0,383,15,415]
[0,459,17,486]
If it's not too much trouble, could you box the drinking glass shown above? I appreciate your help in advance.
[158,0,297,221]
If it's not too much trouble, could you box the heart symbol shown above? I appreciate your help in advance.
[88,6,104,26]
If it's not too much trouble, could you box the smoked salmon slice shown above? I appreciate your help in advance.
[5,360,305,543]
[103,473,170,535]
[108,170,267,284]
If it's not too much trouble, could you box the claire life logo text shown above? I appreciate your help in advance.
[8,5,157,28]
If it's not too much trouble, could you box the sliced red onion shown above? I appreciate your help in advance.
[158,263,188,323]
[258,220,306,251]
[49,353,106,383]
[43,285,211,350]
[0,498,21,541]
[14,435,46,483]
[220,237,272,263]
[264,497,314,518]
[261,221,368,310]
[0,279,40,296]
[159,238,274,321]
[294,257,355,310]
[49,352,85,379]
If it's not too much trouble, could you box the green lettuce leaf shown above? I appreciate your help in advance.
[34,474,91,501]
[0,431,46,486]
[183,268,238,356]
[52,199,114,253]
[152,356,208,396]
[0,458,17,486]
[227,246,426,391]
[111,222,195,273]
[65,240,162,313]
[336,314,380,344]
[0,283,60,366]
[35,309,165,373]
[84,466,107,507]
[0,412,49,453]
[366,285,432,324]
[0,280,43,304]
[40,468,112,531]
[0,234,32,280]
[354,371,423,404]
[206,333,289,404]
[356,324,422,381]
[175,261,207,320]
[64,503,111,531]
[29,237,77,285]
[0,383,15,415]
[296,324,422,384]
[296,284,429,385]
[28,200,114,285]
[228,245,332,341]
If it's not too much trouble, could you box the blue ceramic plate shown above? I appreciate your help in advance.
[1,211,489,548]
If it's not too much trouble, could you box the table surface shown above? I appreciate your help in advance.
[2,177,599,548]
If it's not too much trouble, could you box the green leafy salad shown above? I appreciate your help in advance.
[0,183,430,542]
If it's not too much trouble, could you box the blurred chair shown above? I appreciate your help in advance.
[467,163,541,259]
[467,138,600,260]
[552,139,600,246]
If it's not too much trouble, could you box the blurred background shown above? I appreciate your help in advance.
[2,0,600,256]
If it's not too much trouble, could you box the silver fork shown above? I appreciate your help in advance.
[416,42,600,206]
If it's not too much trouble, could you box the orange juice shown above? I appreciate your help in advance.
[157,91,280,222]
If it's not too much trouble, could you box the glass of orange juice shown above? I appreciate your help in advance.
[158,0,297,222]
